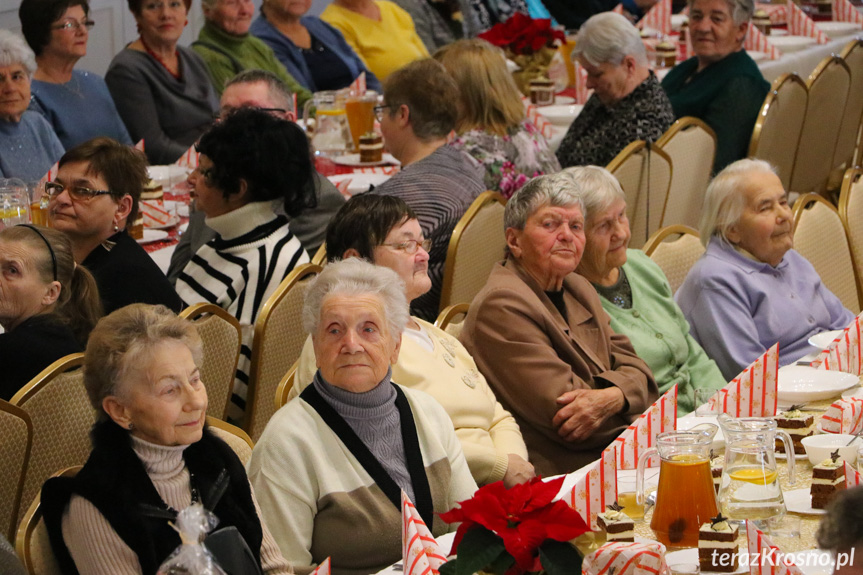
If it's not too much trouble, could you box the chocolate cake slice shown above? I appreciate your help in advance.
[811,450,846,509]
[775,407,814,454]
[699,513,739,573]
[597,502,635,542]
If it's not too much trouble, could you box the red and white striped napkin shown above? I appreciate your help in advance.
[787,1,829,44]
[573,61,592,104]
[582,541,669,575]
[402,491,446,575]
[811,313,863,375]
[639,0,672,35]
[746,521,805,575]
[562,446,618,529]
[745,22,782,59]
[134,139,145,153]
[832,0,863,26]
[310,558,331,575]
[174,145,199,169]
[845,461,861,488]
[820,397,863,434]
[706,344,779,417]
[356,166,400,175]
[349,72,367,96]
[141,200,172,228]
[613,385,677,470]
[38,161,59,189]
[524,102,554,139]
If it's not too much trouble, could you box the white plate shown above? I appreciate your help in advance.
[775,450,808,460]
[767,35,818,52]
[841,385,863,400]
[135,229,169,244]
[145,215,180,230]
[815,21,862,38]
[777,365,859,403]
[538,104,584,127]
[327,173,391,195]
[808,329,844,349]
[783,487,826,515]
[747,50,769,62]
[666,547,748,574]
[671,13,688,31]
[147,165,189,186]
[331,153,400,167]
[794,549,837,575]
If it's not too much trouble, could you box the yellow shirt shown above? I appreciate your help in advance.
[321,0,429,81]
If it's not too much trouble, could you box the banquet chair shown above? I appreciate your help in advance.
[792,193,861,314]
[0,402,32,541]
[207,416,254,465]
[748,73,808,191]
[434,303,470,338]
[15,466,79,575]
[10,354,94,527]
[607,141,673,249]
[838,168,863,304]
[642,225,704,294]
[835,40,863,175]
[274,365,297,410]
[246,263,322,441]
[790,57,851,196]
[655,117,716,230]
[439,191,506,311]
[311,243,327,267]
[180,303,241,421]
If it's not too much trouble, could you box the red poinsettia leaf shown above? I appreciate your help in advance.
[439,506,466,525]
[528,500,591,542]
[500,519,547,571]
[522,476,566,512]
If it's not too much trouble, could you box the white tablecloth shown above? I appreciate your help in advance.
[758,33,862,83]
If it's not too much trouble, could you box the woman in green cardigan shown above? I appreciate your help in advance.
[567,166,726,414]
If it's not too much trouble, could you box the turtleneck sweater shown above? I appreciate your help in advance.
[312,369,414,503]
[61,434,291,574]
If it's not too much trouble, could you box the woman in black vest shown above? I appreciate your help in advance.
[41,303,291,574]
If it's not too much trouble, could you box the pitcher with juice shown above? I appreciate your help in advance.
[637,427,719,548]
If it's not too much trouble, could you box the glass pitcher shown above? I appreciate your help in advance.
[0,178,31,230]
[717,415,795,521]
[303,90,352,158]
[637,426,719,548]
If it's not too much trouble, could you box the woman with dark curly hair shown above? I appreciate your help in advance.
[175,107,315,421]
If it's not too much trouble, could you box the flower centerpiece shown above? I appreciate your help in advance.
[439,476,589,575]
[478,13,565,97]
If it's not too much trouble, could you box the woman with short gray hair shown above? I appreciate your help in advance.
[556,11,674,169]
[676,159,854,379]
[249,258,477,575]
[0,30,64,179]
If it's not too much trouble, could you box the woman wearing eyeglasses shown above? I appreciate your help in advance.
[19,0,132,150]
[47,137,183,315]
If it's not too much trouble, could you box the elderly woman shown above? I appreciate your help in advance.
[105,0,218,165]
[40,304,291,574]
[192,0,311,106]
[250,0,381,92]
[19,0,131,149]
[248,258,477,574]
[566,166,724,414]
[321,0,429,81]
[817,486,863,575]
[0,31,64,180]
[47,137,182,315]
[0,224,101,398]
[435,39,561,199]
[175,108,314,422]
[661,0,769,172]
[556,12,674,169]
[460,173,658,476]
[288,194,534,488]
[676,159,854,380]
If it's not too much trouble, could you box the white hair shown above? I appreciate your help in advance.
[505,173,586,231]
[0,30,36,76]
[559,166,626,222]
[688,0,755,25]
[573,12,648,68]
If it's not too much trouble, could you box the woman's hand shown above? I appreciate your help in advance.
[502,454,536,488]
[552,387,625,442]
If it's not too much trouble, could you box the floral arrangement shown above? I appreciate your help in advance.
[478,13,564,56]
[439,476,589,575]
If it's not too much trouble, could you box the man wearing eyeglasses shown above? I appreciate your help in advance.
[166,69,345,284]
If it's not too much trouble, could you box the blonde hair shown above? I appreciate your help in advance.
[434,39,525,136]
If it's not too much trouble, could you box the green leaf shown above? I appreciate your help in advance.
[487,551,516,574]
[455,528,508,575]
[539,540,583,575]
[440,560,458,575]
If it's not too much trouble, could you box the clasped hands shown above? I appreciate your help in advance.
[552,387,626,442]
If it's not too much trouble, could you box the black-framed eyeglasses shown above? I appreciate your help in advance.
[381,238,431,254]
[216,106,294,121]
[374,104,391,123]
[44,181,120,202]
[193,165,215,180]
[51,19,95,32]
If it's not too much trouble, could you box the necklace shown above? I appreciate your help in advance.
[140,36,181,80]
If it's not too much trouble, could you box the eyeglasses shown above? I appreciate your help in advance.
[141,0,185,13]
[215,106,294,121]
[193,165,215,180]
[51,19,95,32]
[381,238,431,254]
[373,104,390,123]
[45,182,120,202]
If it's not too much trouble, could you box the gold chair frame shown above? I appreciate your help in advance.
[838,167,863,305]
[274,364,298,411]
[311,243,327,267]
[434,303,470,331]
[835,39,863,174]
[0,401,33,541]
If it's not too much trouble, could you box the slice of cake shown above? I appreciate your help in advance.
[710,449,723,494]
[597,502,635,543]
[359,132,383,163]
[529,76,555,106]
[655,41,677,68]
[811,450,846,509]
[698,513,739,573]
[775,406,814,454]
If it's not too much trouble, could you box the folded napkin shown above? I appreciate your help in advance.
[746,521,805,575]
[845,461,861,488]
[349,72,367,97]
[174,145,199,169]
[562,446,618,529]
[524,103,554,139]
[402,491,446,575]
[135,139,145,152]
[38,161,59,189]
[612,385,677,470]
[811,313,863,375]
[706,344,779,417]
[141,200,172,227]
[310,557,331,575]
[639,0,672,35]
[581,541,669,575]
[745,22,782,59]
[573,61,592,105]
[787,2,829,44]
[833,0,863,26]
[820,397,863,434]
[356,166,400,175]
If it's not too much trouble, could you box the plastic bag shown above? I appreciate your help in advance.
[157,503,228,575]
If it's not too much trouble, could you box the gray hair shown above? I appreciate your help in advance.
[699,158,778,246]
[688,0,755,25]
[225,69,294,113]
[573,12,648,68]
[817,486,863,552]
[0,30,37,75]
[302,258,409,344]
[505,173,586,231]
[560,166,626,222]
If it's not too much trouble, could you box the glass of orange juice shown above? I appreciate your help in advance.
[345,92,378,151]
[28,181,51,227]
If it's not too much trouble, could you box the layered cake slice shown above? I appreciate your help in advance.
[699,513,739,573]
[597,502,635,543]
[710,449,723,494]
[359,132,383,163]
[775,406,814,454]
[811,450,846,509]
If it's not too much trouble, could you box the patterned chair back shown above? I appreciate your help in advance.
[643,225,704,294]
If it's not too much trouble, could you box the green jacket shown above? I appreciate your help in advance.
[592,250,726,414]
[193,21,312,108]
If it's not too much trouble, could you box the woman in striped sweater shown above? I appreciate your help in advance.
[175,108,315,422]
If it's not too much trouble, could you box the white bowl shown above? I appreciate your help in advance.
[814,22,862,38]
[766,35,818,53]
[808,329,844,349]
[801,433,861,465]
[777,365,859,403]
[538,104,584,127]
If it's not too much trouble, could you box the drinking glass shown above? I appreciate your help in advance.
[669,563,700,575]
[0,179,30,230]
